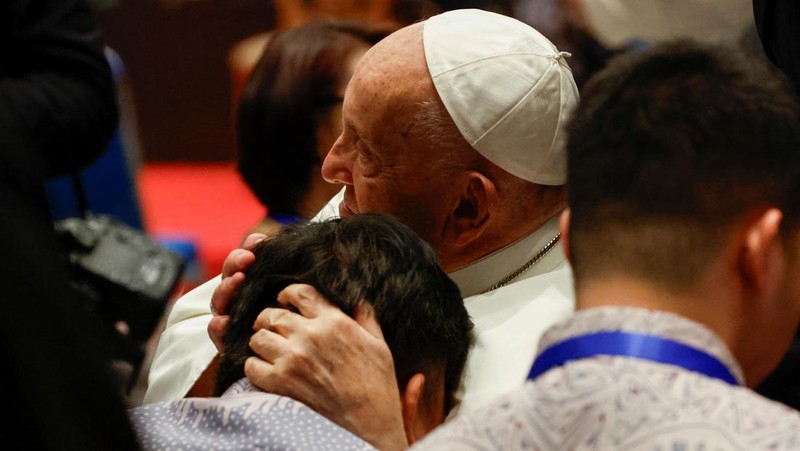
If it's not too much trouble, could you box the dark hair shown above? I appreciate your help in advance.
[236,20,391,216]
[566,41,800,292]
[215,213,473,412]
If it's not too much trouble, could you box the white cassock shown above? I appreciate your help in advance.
[575,0,753,50]
[143,189,575,416]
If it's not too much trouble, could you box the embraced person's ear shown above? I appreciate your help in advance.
[400,373,426,445]
[445,171,497,247]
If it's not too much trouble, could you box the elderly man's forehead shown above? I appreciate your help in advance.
[355,22,429,91]
[343,21,440,144]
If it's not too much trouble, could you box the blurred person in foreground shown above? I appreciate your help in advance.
[131,214,472,450]
[145,8,580,430]
[416,41,800,449]
[1,0,138,447]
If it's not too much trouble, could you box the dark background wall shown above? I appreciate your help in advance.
[95,0,275,162]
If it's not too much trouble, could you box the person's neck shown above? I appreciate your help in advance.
[577,275,738,332]
[577,276,692,311]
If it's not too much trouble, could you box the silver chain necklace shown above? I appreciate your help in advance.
[480,233,561,294]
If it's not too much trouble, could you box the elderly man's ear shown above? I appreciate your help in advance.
[446,171,498,247]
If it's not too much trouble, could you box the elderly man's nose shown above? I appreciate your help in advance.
[321,138,354,185]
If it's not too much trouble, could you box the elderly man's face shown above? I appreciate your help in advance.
[320,25,461,256]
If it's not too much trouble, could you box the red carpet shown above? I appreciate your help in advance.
[137,162,264,285]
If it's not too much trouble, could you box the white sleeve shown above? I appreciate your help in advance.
[142,188,344,404]
[143,276,219,404]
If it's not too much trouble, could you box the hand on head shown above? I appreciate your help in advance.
[245,284,408,451]
[207,238,409,450]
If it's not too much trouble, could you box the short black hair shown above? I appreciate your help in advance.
[215,213,473,412]
[566,40,800,292]
[236,19,390,216]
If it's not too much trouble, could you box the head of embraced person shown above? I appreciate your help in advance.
[562,40,800,387]
[321,8,579,272]
[215,213,473,442]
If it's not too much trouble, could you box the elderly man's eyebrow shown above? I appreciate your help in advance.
[344,121,359,137]
[346,122,375,150]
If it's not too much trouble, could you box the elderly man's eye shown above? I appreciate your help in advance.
[357,145,370,161]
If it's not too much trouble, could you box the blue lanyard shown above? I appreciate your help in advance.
[527,331,740,386]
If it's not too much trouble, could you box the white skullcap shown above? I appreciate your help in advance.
[423,9,579,185]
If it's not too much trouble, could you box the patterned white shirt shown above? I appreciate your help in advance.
[415,307,800,450]
[130,379,374,450]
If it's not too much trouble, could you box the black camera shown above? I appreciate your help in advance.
[55,214,185,390]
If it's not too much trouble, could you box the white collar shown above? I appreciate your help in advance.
[449,214,566,298]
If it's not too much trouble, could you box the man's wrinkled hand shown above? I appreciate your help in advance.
[245,283,408,451]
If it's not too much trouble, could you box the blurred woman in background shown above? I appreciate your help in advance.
[235,19,392,238]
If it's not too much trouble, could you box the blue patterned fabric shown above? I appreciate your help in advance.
[130,379,374,450]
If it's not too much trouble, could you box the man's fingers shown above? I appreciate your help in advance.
[241,232,268,251]
[221,249,256,278]
[276,284,336,319]
[253,307,305,336]
[211,271,245,315]
[207,315,229,352]
[354,303,385,340]
[244,356,278,393]
[249,328,291,364]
